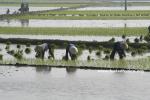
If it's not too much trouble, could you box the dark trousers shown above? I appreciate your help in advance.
[69,53,77,60]
[110,42,126,60]
[36,49,45,59]
[110,49,125,60]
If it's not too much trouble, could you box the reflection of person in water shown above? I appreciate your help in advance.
[66,67,77,74]
[34,43,54,59]
[65,44,78,60]
[110,41,128,60]
[36,66,51,73]
[20,19,29,27]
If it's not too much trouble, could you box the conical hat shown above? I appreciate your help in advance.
[69,46,78,55]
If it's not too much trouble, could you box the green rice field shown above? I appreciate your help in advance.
[3,10,150,20]
[1,58,150,71]
[0,27,148,36]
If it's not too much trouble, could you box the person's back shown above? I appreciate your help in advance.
[39,43,49,51]
[65,44,78,60]
[35,43,54,59]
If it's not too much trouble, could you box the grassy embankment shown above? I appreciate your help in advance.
[3,10,150,20]
[1,58,150,71]
[0,27,148,36]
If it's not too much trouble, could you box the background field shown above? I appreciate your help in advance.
[0,27,147,36]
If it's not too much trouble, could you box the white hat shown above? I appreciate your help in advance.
[69,46,78,55]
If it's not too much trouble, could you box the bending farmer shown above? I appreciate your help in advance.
[65,44,78,60]
[110,41,128,60]
[34,43,54,59]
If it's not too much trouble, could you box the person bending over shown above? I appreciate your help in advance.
[34,43,54,59]
[65,44,78,60]
[110,41,128,60]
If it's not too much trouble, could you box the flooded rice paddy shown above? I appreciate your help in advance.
[76,6,150,11]
[0,6,64,15]
[0,43,149,61]
[1,6,150,15]
[0,66,150,100]
[1,2,150,100]
[0,19,150,27]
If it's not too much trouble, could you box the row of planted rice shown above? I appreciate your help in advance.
[0,34,149,62]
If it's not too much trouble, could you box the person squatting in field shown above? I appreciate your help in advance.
[110,41,128,60]
[65,44,78,60]
[34,43,54,59]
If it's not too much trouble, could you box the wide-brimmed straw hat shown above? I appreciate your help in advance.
[69,46,78,55]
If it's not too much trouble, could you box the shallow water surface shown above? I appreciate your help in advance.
[0,19,150,27]
[76,6,150,10]
[0,6,63,15]
[0,66,150,100]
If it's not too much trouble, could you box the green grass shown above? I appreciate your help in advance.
[1,58,150,71]
[4,10,150,20]
[0,27,148,36]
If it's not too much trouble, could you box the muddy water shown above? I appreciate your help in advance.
[0,6,63,15]
[0,19,150,27]
[0,66,150,100]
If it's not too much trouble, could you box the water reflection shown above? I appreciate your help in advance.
[6,19,10,24]
[20,19,29,27]
[0,19,150,28]
[36,66,51,73]
[66,67,77,74]
[0,66,150,100]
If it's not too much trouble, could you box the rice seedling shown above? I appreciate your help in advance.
[14,50,23,60]
[5,45,10,51]
[103,55,110,60]
[25,47,31,54]
[26,43,31,47]
[6,41,11,45]
[96,50,102,57]
[17,44,21,49]
[103,49,111,54]
[98,46,104,51]
[88,47,92,54]
[108,37,115,42]
[7,50,15,55]
[126,38,130,43]
[134,38,140,43]
[1,56,150,70]
[131,51,136,57]
[140,35,143,41]
[122,34,126,39]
